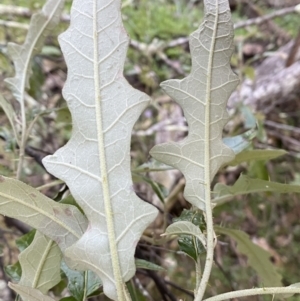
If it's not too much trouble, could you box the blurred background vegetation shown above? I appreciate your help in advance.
[1,0,300,300]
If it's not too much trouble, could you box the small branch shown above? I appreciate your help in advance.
[234,5,299,29]
[0,19,28,30]
[203,286,300,301]
[0,4,70,22]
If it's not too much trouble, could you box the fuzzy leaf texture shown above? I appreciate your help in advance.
[4,0,65,103]
[42,1,158,300]
[150,0,239,211]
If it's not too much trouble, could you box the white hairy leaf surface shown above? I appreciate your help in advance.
[18,232,62,300]
[4,0,65,103]
[150,0,239,211]
[42,1,158,299]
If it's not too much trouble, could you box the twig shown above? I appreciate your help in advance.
[164,279,194,298]
[264,120,300,135]
[234,5,299,29]
[0,19,28,30]
[202,286,300,301]
[0,4,70,22]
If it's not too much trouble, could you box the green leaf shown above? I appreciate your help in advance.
[18,232,62,299]
[16,230,36,252]
[0,94,19,143]
[227,149,286,166]
[61,262,102,301]
[135,259,165,272]
[150,1,239,211]
[126,280,148,301]
[5,262,22,282]
[42,1,158,300]
[132,173,167,203]
[9,283,56,301]
[0,176,88,262]
[4,0,65,105]
[213,174,300,205]
[215,226,282,287]
[171,210,206,261]
[163,221,206,249]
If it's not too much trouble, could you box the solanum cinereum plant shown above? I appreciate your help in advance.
[0,0,300,300]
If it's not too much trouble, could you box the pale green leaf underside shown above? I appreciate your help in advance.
[163,221,207,249]
[4,0,65,103]
[42,1,158,300]
[9,283,56,301]
[0,176,87,255]
[150,0,239,211]
[18,232,62,300]
[213,174,300,205]
[215,226,282,287]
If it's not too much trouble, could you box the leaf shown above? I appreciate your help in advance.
[4,0,65,104]
[223,127,257,155]
[42,1,158,300]
[0,176,88,257]
[133,159,174,172]
[227,149,286,166]
[171,210,206,261]
[18,232,62,299]
[132,173,167,203]
[135,259,165,272]
[150,1,239,211]
[5,262,22,282]
[0,94,19,143]
[163,221,207,249]
[215,226,282,287]
[16,230,36,252]
[5,230,36,282]
[8,283,56,301]
[213,174,300,205]
[61,262,102,301]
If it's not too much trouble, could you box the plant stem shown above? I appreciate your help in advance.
[203,287,300,301]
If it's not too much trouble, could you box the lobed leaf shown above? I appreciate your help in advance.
[42,0,158,299]
[150,0,239,211]
[215,226,282,287]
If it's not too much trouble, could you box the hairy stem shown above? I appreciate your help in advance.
[203,287,300,301]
